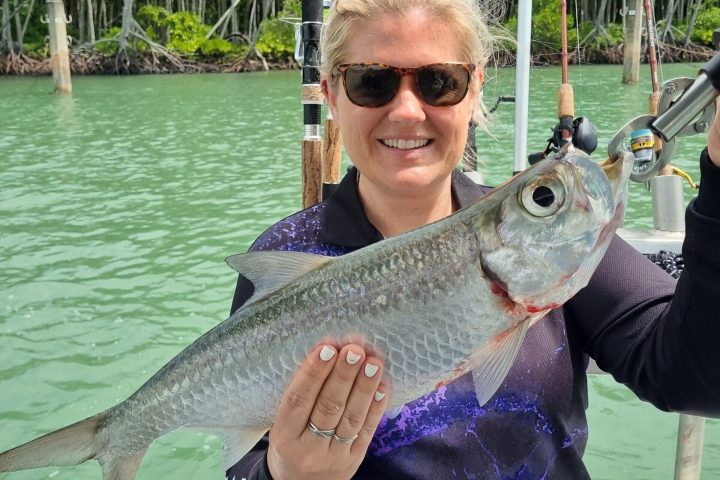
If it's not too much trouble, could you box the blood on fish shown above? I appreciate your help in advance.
[435,362,469,389]
[526,303,560,313]
[491,282,509,298]
[492,327,512,346]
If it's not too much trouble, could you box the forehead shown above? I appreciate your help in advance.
[343,9,465,66]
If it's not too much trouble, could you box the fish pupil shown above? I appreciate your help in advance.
[532,185,555,208]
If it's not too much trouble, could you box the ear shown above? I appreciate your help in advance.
[475,67,484,91]
[322,77,340,120]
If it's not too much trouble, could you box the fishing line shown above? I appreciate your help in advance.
[573,0,585,118]
[651,1,665,86]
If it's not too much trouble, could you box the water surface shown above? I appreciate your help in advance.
[0,65,717,479]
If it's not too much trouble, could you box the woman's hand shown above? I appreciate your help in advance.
[708,100,720,167]
[266,343,389,480]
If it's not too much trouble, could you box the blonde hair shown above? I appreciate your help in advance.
[321,0,503,126]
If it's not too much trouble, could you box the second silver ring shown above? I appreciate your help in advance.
[332,432,359,445]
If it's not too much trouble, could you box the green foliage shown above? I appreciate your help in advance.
[134,6,236,58]
[164,11,209,54]
[281,0,301,17]
[137,5,170,42]
[256,17,295,62]
[137,4,170,27]
[199,37,234,57]
[252,0,301,61]
[19,1,46,47]
[577,21,623,48]
[692,6,720,46]
[531,0,577,50]
[96,26,122,55]
[23,41,49,58]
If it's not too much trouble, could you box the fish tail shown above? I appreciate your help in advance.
[0,410,146,480]
[0,410,122,475]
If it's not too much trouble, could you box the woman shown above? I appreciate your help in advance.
[227,0,720,478]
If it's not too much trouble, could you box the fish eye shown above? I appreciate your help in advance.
[519,175,566,217]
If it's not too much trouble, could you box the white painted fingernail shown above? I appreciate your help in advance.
[374,391,386,402]
[319,345,336,361]
[346,351,361,365]
[364,363,379,378]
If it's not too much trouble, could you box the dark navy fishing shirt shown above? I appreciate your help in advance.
[227,150,720,480]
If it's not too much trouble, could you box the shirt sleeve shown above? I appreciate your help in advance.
[567,148,720,417]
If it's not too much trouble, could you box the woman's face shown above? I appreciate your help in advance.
[324,9,482,198]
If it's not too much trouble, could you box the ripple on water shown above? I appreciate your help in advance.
[0,68,716,480]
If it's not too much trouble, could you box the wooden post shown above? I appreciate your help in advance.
[674,414,706,480]
[622,0,643,85]
[47,0,72,94]
[322,110,342,185]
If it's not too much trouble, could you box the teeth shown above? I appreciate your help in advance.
[382,139,430,149]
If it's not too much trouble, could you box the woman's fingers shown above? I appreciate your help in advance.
[330,356,384,451]
[351,382,389,455]
[273,343,339,439]
[302,344,367,442]
[267,342,389,480]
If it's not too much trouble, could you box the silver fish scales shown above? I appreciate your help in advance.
[0,146,632,479]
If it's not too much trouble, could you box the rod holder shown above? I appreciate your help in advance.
[650,175,685,232]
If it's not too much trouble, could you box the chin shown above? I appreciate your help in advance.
[386,168,446,191]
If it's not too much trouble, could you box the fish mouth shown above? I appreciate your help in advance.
[600,151,633,205]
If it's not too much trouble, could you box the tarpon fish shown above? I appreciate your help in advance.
[0,146,631,480]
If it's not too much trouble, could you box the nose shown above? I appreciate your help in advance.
[386,76,427,124]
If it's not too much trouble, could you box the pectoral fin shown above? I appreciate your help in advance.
[470,320,529,407]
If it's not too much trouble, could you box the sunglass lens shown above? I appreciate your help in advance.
[417,64,470,107]
[344,65,400,107]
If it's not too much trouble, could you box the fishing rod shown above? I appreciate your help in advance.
[641,0,669,175]
[527,0,596,166]
[557,0,573,147]
[300,0,324,208]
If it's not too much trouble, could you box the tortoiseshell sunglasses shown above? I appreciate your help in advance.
[333,62,476,108]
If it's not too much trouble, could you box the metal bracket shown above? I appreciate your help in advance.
[658,77,716,137]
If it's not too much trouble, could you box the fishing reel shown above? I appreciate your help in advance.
[528,116,598,165]
[609,52,720,183]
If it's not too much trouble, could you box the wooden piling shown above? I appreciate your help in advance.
[322,111,342,186]
[47,0,72,94]
[622,0,643,85]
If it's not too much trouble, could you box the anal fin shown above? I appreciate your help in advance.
[99,450,147,480]
[215,427,268,471]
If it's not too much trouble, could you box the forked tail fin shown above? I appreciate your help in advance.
[0,411,145,480]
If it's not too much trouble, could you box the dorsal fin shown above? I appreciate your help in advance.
[226,251,333,307]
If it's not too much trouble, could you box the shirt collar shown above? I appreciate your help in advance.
[322,167,489,248]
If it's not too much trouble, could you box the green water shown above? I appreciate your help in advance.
[0,65,718,479]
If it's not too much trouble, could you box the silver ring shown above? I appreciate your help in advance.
[307,421,335,439]
[332,432,359,445]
